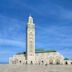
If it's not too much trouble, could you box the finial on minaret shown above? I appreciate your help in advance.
[28,14,33,24]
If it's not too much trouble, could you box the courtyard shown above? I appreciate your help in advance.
[0,64,72,72]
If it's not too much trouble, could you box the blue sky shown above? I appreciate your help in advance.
[0,0,72,63]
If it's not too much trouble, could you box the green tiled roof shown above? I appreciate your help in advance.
[64,58,69,60]
[35,49,56,53]
[16,49,57,55]
[16,52,26,55]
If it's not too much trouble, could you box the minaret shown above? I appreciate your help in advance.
[26,15,35,64]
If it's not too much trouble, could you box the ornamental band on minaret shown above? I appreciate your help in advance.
[26,15,35,64]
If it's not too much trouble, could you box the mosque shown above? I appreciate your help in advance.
[9,15,72,65]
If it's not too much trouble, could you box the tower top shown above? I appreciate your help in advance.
[28,15,33,24]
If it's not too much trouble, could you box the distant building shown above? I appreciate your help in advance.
[9,15,72,65]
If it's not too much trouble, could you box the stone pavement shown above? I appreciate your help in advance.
[0,64,72,72]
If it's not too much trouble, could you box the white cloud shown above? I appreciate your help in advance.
[0,38,25,48]
[36,25,72,48]
[0,51,13,54]
[0,14,26,41]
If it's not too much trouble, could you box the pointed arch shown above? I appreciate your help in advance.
[55,59,60,64]
[49,58,53,64]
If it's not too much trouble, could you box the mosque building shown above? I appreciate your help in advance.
[9,15,72,65]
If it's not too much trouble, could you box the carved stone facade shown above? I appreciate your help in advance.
[26,15,35,64]
[9,16,72,65]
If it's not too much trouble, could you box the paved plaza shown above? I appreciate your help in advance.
[0,64,72,72]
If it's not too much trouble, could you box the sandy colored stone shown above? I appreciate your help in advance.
[0,64,72,72]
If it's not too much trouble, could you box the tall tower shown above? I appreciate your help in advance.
[26,15,35,64]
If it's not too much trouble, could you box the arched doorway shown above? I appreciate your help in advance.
[26,61,27,64]
[41,60,44,64]
[49,59,53,64]
[19,60,21,63]
[65,61,68,65]
[55,59,60,65]
[31,61,33,64]
[71,62,72,65]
